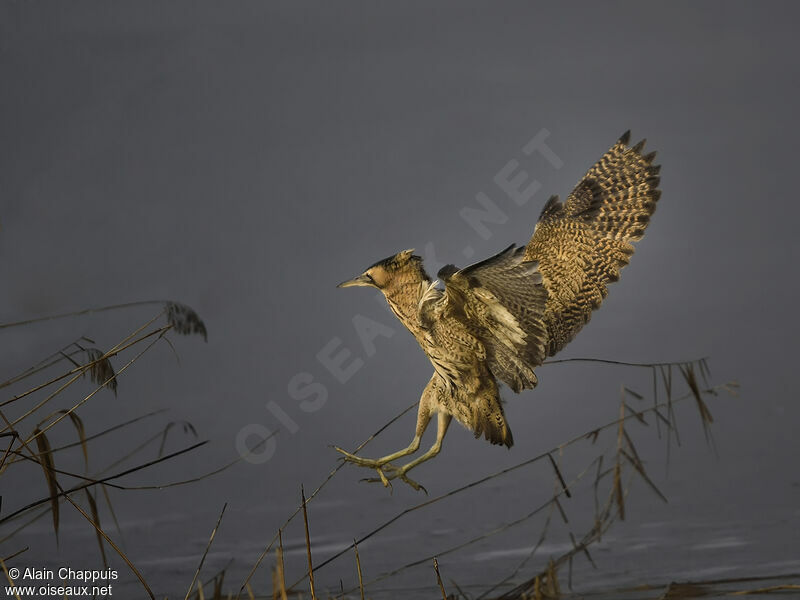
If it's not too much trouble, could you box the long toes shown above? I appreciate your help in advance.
[360,475,393,491]
[333,446,358,460]
[398,473,427,494]
[334,447,379,467]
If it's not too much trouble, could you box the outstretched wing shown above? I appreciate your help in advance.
[525,131,661,356]
[431,244,548,392]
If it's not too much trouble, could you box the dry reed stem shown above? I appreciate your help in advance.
[333,368,723,598]
[0,306,207,600]
[47,409,168,454]
[274,530,288,600]
[349,447,610,595]
[0,547,28,563]
[301,486,318,600]
[1,559,21,600]
[0,300,172,331]
[23,329,168,442]
[61,484,155,598]
[353,539,365,600]
[433,558,448,600]
[0,441,207,524]
[0,311,165,413]
[236,401,418,597]
[730,584,800,595]
[295,379,729,592]
[185,503,228,600]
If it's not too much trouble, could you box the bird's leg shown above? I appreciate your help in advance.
[334,403,432,469]
[365,412,452,492]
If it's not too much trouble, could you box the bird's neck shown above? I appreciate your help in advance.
[382,272,431,335]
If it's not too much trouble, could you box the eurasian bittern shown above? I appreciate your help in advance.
[336,131,660,491]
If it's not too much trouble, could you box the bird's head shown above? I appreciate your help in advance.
[337,249,427,293]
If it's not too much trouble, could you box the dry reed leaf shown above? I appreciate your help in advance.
[213,572,224,600]
[553,497,569,524]
[624,386,644,400]
[569,531,595,569]
[680,363,714,425]
[100,484,124,538]
[84,488,108,568]
[624,403,648,425]
[55,409,89,469]
[158,421,199,457]
[84,348,118,395]
[613,460,625,521]
[722,381,740,396]
[0,431,19,471]
[33,428,59,540]
[614,399,626,520]
[547,453,571,498]
[166,302,208,341]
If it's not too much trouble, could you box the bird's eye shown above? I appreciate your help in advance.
[366,274,376,284]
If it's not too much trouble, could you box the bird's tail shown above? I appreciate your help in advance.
[470,392,514,448]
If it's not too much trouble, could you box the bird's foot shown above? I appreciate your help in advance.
[333,446,388,469]
[333,446,427,493]
[362,464,427,494]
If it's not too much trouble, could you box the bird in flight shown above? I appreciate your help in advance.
[336,131,660,491]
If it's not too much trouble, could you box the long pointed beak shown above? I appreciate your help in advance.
[337,274,372,288]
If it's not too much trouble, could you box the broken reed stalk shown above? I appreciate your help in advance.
[301,486,317,600]
[1,559,22,600]
[353,539,365,600]
[274,530,288,600]
[185,503,228,600]
[433,557,448,600]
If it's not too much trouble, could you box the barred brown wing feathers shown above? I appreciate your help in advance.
[525,131,661,356]
[436,244,548,392]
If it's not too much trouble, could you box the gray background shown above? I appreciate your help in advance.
[1,2,798,597]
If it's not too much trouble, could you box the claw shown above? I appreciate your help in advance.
[360,466,427,493]
[334,446,381,468]
[398,473,427,494]
[334,446,428,492]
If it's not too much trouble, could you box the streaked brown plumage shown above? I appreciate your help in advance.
[336,131,660,490]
